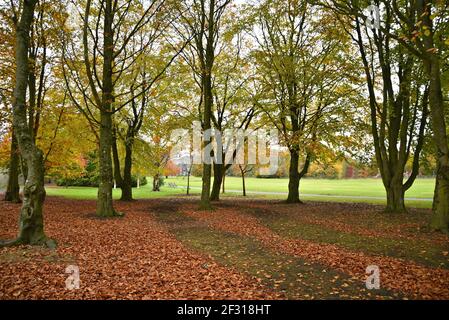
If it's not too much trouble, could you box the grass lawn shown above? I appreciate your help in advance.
[45,182,191,200]
[44,176,435,208]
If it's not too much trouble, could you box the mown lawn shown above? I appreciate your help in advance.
[45,176,435,208]
[171,176,434,198]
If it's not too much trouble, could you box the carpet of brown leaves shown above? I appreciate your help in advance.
[1,197,448,300]
[179,200,449,299]
[0,198,280,300]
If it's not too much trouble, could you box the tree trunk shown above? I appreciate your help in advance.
[210,163,223,201]
[4,130,21,203]
[96,0,119,217]
[222,172,225,194]
[97,112,117,217]
[385,181,405,213]
[153,174,160,191]
[186,166,191,195]
[28,56,36,142]
[287,148,301,203]
[426,56,449,232]
[120,137,133,201]
[1,0,54,247]
[20,154,28,182]
[419,1,449,232]
[111,130,123,188]
[241,168,246,197]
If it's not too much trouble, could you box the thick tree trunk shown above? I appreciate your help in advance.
[97,112,117,217]
[210,163,223,201]
[287,149,301,203]
[153,174,160,192]
[287,149,310,204]
[426,57,449,232]
[1,0,55,247]
[4,130,21,203]
[120,138,133,201]
[418,1,449,232]
[96,0,120,217]
[200,78,212,208]
[385,181,405,213]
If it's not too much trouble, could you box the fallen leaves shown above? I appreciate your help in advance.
[0,197,279,300]
[1,197,448,300]
[178,199,449,300]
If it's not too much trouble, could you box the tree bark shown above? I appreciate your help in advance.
[97,112,117,217]
[286,148,301,203]
[418,1,449,232]
[222,173,225,194]
[111,129,123,188]
[186,165,192,195]
[426,55,449,232]
[1,0,55,247]
[96,0,120,217]
[200,74,212,208]
[153,174,160,191]
[210,162,224,201]
[120,135,133,201]
[287,149,310,204]
[240,166,246,197]
[385,180,406,213]
[4,130,21,203]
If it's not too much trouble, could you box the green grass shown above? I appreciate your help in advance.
[45,182,198,200]
[171,176,434,198]
[172,176,434,208]
[44,176,435,208]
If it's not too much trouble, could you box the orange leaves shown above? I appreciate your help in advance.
[0,197,276,300]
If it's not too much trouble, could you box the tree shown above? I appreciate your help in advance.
[208,19,256,201]
[238,164,253,196]
[177,0,232,209]
[327,4,430,213]
[1,2,21,203]
[317,0,448,230]
[250,0,359,203]
[62,0,169,216]
[1,0,55,247]
[112,28,185,201]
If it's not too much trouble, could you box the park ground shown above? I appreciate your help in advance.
[0,178,448,300]
[44,176,435,208]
